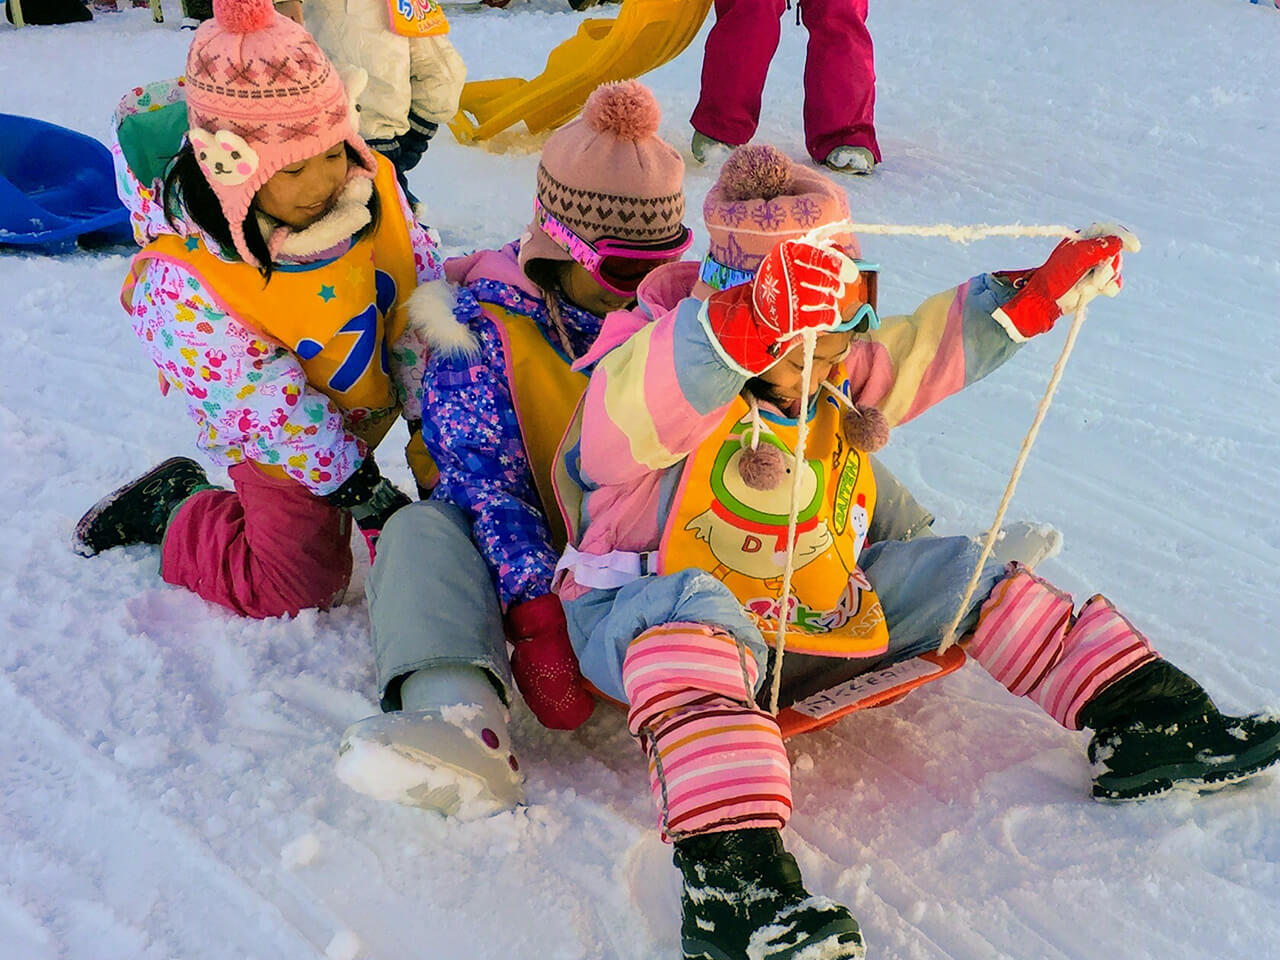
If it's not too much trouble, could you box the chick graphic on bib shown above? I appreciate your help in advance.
[686,426,836,588]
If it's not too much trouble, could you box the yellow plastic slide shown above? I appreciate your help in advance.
[449,0,713,144]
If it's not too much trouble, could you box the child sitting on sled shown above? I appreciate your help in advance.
[332,128,1062,818]
[74,0,442,620]
[549,198,1280,957]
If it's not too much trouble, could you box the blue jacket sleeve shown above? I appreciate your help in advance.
[419,304,557,612]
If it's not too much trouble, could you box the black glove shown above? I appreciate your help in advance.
[323,457,412,553]
[350,477,413,533]
[323,455,385,511]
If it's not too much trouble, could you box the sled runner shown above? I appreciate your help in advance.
[449,0,712,143]
[0,114,132,253]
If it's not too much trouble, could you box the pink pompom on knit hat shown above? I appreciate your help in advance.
[184,0,376,265]
[693,145,860,299]
[519,80,690,275]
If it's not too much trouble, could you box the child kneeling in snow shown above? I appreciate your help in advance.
[549,224,1280,957]
[74,0,442,620]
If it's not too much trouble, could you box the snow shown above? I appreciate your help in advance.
[2,0,1279,957]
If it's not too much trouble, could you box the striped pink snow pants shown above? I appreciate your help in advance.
[624,566,1156,841]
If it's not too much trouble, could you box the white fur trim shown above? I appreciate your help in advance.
[258,176,374,260]
[1079,221,1141,253]
[408,280,479,359]
[991,306,1031,343]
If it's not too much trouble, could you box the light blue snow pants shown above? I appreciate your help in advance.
[365,501,513,711]
[562,535,1008,705]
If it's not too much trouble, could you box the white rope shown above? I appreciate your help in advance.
[747,394,763,450]
[835,223,1078,244]
[768,328,818,715]
[759,219,1111,713]
[937,300,1090,652]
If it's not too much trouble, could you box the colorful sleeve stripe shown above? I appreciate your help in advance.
[851,276,1023,428]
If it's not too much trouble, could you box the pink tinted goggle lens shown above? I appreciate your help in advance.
[535,199,693,297]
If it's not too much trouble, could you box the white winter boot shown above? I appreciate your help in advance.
[823,145,877,175]
[983,520,1064,569]
[336,665,523,818]
[691,131,734,166]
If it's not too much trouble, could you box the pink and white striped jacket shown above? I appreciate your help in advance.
[555,272,1023,602]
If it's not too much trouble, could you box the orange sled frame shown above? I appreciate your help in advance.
[590,646,967,739]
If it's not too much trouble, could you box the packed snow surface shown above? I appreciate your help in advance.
[2,1,1279,957]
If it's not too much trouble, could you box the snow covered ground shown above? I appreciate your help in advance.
[2,0,1280,957]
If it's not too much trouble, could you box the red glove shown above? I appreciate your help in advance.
[993,225,1137,340]
[506,594,596,730]
[705,239,862,374]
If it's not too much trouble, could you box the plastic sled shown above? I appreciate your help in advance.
[0,114,132,254]
[449,0,713,144]
[775,647,966,738]
[589,646,966,740]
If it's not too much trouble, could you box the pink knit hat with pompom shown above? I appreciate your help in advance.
[519,80,688,274]
[184,0,376,265]
[693,145,859,299]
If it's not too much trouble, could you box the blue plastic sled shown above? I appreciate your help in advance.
[0,113,133,254]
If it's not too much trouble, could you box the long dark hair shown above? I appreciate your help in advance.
[162,142,380,282]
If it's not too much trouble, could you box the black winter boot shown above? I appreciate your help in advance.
[73,457,213,557]
[1079,660,1280,801]
[673,828,865,960]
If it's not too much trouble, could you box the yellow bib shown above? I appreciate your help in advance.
[484,303,588,552]
[660,382,889,658]
[125,156,433,484]
[385,0,449,38]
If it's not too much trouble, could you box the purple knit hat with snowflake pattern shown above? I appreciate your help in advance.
[694,145,859,299]
[184,0,376,265]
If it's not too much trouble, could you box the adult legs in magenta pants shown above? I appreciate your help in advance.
[690,0,880,164]
[161,462,353,619]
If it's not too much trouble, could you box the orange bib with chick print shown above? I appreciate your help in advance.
[660,380,889,658]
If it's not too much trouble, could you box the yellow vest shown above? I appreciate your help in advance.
[660,382,889,658]
[482,302,589,552]
[124,156,435,486]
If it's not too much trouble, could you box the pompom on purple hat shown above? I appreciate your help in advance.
[694,145,860,299]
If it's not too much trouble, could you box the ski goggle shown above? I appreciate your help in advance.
[698,248,881,332]
[534,198,694,298]
[833,258,880,333]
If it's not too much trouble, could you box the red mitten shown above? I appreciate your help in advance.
[705,239,862,374]
[993,224,1138,340]
[506,594,596,730]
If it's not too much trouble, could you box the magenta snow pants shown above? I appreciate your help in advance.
[691,0,880,164]
[161,462,353,619]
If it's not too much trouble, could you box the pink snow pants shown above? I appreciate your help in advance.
[691,0,880,164]
[161,462,353,619]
